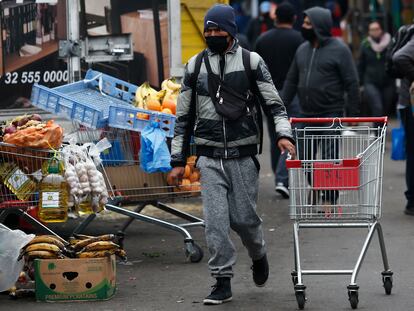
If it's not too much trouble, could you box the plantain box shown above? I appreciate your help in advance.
[34,255,116,302]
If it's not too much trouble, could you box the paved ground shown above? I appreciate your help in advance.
[1,119,413,311]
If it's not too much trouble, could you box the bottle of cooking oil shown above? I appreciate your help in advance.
[77,194,94,215]
[38,156,69,223]
[1,163,36,201]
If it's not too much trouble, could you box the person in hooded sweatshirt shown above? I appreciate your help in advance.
[358,21,395,121]
[282,6,360,204]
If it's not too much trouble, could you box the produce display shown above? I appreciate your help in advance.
[167,156,201,193]
[1,114,63,149]
[134,78,181,117]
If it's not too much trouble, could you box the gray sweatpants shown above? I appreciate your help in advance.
[197,156,266,278]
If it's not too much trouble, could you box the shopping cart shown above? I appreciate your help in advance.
[0,143,67,242]
[286,117,393,310]
[67,125,205,263]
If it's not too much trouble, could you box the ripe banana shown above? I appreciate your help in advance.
[135,84,144,106]
[25,235,65,250]
[25,250,63,260]
[140,82,157,100]
[161,79,168,90]
[77,249,117,258]
[73,233,94,240]
[166,78,181,92]
[115,248,127,260]
[24,243,61,254]
[81,241,120,252]
[73,234,116,251]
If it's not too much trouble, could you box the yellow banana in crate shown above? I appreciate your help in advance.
[81,241,120,252]
[24,243,61,254]
[25,235,65,250]
[73,234,116,251]
[25,250,63,260]
[166,78,181,92]
[77,249,117,258]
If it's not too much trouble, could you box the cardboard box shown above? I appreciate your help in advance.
[34,255,116,302]
[121,10,170,88]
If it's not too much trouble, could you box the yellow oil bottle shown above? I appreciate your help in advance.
[1,163,36,201]
[38,157,69,223]
[78,194,94,215]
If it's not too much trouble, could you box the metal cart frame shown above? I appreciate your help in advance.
[286,117,393,310]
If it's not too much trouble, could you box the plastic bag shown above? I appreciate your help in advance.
[391,126,406,161]
[140,121,172,173]
[0,225,34,292]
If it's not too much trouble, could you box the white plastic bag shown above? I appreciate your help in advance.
[0,224,34,292]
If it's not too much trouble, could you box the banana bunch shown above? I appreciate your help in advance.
[69,234,127,260]
[135,82,159,109]
[19,235,67,261]
[161,77,181,94]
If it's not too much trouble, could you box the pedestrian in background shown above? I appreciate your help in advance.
[358,21,395,123]
[245,1,274,47]
[255,2,303,198]
[282,6,360,204]
[169,4,295,305]
[392,28,414,215]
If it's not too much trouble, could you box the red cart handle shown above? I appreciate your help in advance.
[289,117,388,124]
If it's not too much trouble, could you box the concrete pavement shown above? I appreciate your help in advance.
[1,121,413,311]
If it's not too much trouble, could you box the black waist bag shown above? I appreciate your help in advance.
[204,52,252,121]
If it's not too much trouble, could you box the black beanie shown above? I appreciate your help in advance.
[204,4,237,38]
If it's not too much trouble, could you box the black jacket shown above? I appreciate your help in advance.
[282,7,360,116]
[358,37,393,87]
[255,27,303,90]
[393,35,414,108]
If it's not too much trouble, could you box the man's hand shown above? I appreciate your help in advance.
[278,138,296,159]
[168,167,185,186]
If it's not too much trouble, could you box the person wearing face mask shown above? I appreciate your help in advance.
[245,1,275,47]
[169,4,295,305]
[358,21,395,122]
[282,6,360,205]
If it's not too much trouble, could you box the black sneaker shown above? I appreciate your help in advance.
[203,277,232,305]
[251,254,269,287]
[275,183,289,199]
[404,208,414,216]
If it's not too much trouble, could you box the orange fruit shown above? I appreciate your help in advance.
[180,178,192,192]
[137,113,150,120]
[183,165,191,178]
[191,181,201,193]
[162,98,177,115]
[161,108,172,114]
[146,99,161,111]
[189,170,200,183]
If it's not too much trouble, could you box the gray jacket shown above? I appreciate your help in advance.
[393,35,414,108]
[282,7,360,117]
[171,42,293,167]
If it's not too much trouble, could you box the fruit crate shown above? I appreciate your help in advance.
[108,105,176,138]
[30,70,139,129]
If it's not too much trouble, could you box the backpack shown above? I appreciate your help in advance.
[187,48,264,154]
[385,24,414,78]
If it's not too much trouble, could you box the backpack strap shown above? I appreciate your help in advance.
[241,48,264,154]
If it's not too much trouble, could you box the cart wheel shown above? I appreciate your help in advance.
[295,290,306,310]
[291,271,298,286]
[383,276,393,295]
[185,242,203,263]
[348,290,359,309]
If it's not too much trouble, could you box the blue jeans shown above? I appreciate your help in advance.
[267,96,301,187]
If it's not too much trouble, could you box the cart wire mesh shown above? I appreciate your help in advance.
[287,120,386,221]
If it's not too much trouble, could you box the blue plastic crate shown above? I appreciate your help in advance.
[108,105,176,138]
[30,69,139,128]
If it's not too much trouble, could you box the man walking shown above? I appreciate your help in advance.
[169,4,295,305]
[392,27,414,215]
[255,2,303,198]
[282,6,360,204]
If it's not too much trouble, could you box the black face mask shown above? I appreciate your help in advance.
[205,36,229,54]
[301,27,317,42]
